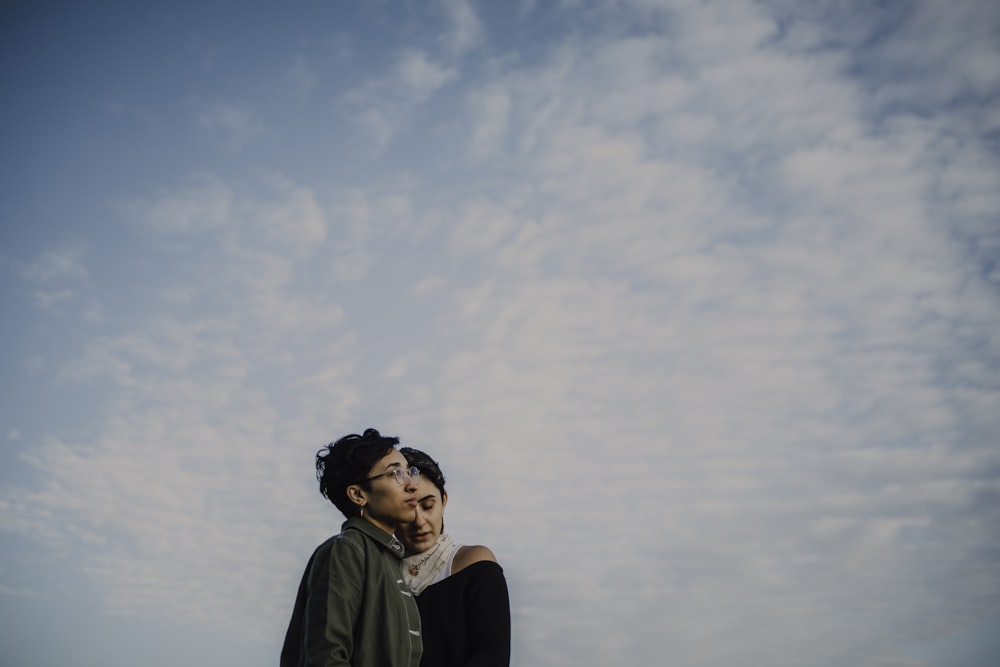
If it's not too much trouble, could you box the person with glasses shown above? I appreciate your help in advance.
[281,428,424,667]
[397,447,511,667]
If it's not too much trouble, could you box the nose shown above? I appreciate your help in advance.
[412,506,429,528]
[404,470,418,492]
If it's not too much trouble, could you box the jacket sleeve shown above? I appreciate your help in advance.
[280,550,317,667]
[463,562,512,667]
[304,536,366,667]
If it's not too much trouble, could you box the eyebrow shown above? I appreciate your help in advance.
[418,493,437,503]
[381,461,403,472]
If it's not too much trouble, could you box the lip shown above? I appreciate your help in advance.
[413,532,433,542]
[405,498,417,507]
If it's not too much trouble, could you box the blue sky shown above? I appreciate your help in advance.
[2,1,999,665]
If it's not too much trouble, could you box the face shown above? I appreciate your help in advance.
[398,476,447,554]
[350,449,418,534]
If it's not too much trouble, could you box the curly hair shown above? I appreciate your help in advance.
[316,428,399,518]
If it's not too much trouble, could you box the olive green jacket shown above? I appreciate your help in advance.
[281,518,423,667]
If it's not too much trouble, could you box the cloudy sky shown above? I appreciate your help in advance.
[2,0,999,665]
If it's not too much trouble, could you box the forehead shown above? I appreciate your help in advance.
[415,476,442,499]
[371,448,406,472]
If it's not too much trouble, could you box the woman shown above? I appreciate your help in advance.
[281,428,424,667]
[398,447,511,667]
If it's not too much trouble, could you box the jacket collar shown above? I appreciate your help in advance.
[342,516,406,559]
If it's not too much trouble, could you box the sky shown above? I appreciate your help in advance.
[1,0,999,665]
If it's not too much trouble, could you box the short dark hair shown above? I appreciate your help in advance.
[317,428,399,518]
[400,447,446,495]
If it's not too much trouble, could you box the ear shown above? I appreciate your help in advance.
[346,484,367,510]
[441,490,448,509]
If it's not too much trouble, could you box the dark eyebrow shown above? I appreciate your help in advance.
[382,461,403,472]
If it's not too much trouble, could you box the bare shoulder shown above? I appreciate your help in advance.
[452,544,497,574]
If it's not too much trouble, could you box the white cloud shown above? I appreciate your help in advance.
[3,1,999,666]
[410,276,446,297]
[440,0,483,54]
[420,3,998,664]
[17,247,88,284]
[870,0,1000,108]
[344,49,457,151]
[448,199,517,256]
[466,85,511,157]
[396,49,457,100]
[7,246,92,310]
[8,173,364,635]
[124,174,233,235]
[354,108,394,153]
[197,102,264,148]
[252,179,328,257]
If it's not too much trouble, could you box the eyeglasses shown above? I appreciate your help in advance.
[367,466,420,486]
